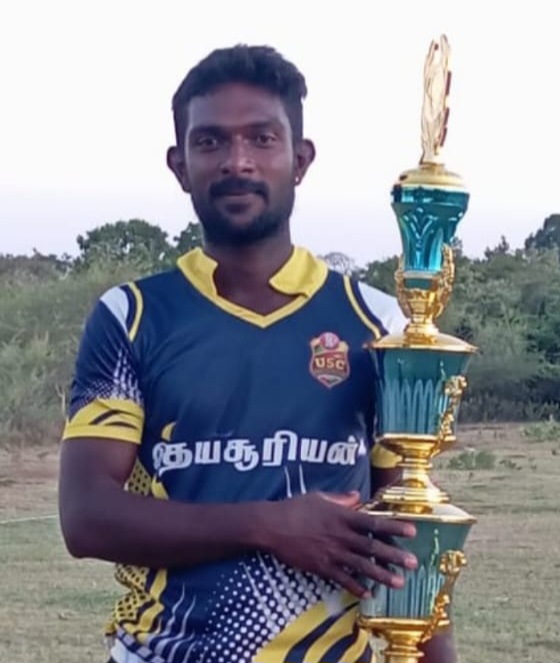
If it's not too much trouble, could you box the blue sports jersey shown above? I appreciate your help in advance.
[63,246,405,663]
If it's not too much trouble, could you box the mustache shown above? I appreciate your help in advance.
[210,177,269,200]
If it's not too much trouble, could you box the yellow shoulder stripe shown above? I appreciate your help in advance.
[343,276,383,339]
[127,282,144,341]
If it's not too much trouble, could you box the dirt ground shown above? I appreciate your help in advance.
[1,425,560,663]
[0,447,59,520]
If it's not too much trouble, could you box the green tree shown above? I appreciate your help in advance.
[525,214,560,251]
[76,219,173,270]
[320,252,358,276]
[358,257,399,295]
[174,222,204,254]
[0,250,72,284]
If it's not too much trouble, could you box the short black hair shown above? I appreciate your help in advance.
[172,44,308,147]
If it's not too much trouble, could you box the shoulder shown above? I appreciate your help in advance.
[339,273,407,337]
[97,268,181,342]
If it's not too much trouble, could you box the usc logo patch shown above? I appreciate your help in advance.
[309,332,350,388]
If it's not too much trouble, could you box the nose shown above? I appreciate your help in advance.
[220,136,255,176]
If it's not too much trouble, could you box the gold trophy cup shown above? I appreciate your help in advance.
[358,35,477,663]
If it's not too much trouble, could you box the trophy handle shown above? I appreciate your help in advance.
[435,374,467,455]
[421,550,466,643]
[437,244,456,317]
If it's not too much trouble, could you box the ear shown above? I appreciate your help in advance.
[167,146,191,194]
[293,138,316,186]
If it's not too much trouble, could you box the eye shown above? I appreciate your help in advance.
[195,135,220,150]
[254,133,277,147]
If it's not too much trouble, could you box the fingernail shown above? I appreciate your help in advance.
[391,576,405,588]
[404,524,417,537]
[405,555,418,569]
[362,590,372,599]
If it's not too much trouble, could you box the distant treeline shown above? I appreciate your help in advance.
[2,215,560,446]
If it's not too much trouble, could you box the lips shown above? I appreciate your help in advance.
[215,192,263,213]
[217,191,260,200]
[209,178,267,201]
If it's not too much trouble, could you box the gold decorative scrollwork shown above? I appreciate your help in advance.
[438,244,455,315]
[436,374,468,452]
[396,244,455,340]
[421,550,466,643]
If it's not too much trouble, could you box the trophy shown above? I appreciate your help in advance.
[357,36,477,663]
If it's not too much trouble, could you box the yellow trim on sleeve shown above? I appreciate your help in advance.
[62,424,141,444]
[61,425,142,444]
[62,398,144,444]
[343,275,383,339]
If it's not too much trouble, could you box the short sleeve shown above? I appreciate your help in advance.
[62,284,145,444]
[344,278,405,469]
[355,281,408,336]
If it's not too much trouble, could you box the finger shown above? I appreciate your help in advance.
[370,539,417,570]
[328,565,372,599]
[319,491,361,508]
[350,512,417,539]
[342,553,407,589]
[347,534,417,570]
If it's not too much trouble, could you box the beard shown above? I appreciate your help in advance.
[190,176,295,247]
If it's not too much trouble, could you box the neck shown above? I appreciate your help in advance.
[204,228,293,293]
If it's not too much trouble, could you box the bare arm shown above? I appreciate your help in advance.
[58,437,270,568]
[370,465,401,495]
[58,437,418,597]
[420,626,457,663]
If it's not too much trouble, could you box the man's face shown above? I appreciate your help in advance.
[168,82,313,247]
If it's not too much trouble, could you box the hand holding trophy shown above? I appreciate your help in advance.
[357,36,477,663]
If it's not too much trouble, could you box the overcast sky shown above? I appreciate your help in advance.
[1,0,559,266]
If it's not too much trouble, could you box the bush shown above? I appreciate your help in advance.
[447,449,497,471]
[0,259,143,446]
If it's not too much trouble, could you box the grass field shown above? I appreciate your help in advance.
[1,424,560,663]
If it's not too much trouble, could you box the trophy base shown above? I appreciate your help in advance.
[357,616,442,663]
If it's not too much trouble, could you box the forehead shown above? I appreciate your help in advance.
[186,82,291,133]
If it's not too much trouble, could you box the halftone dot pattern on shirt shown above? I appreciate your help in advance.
[200,553,336,663]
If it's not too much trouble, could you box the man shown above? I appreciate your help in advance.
[59,45,456,663]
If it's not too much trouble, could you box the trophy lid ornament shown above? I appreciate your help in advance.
[384,36,474,344]
[397,34,466,192]
[420,34,451,166]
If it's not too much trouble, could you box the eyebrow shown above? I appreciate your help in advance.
[188,119,285,136]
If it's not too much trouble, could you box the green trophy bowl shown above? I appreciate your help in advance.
[357,506,475,663]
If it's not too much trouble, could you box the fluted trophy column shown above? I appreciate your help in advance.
[357,36,477,663]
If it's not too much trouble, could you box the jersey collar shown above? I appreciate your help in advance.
[177,246,328,299]
[176,246,328,328]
